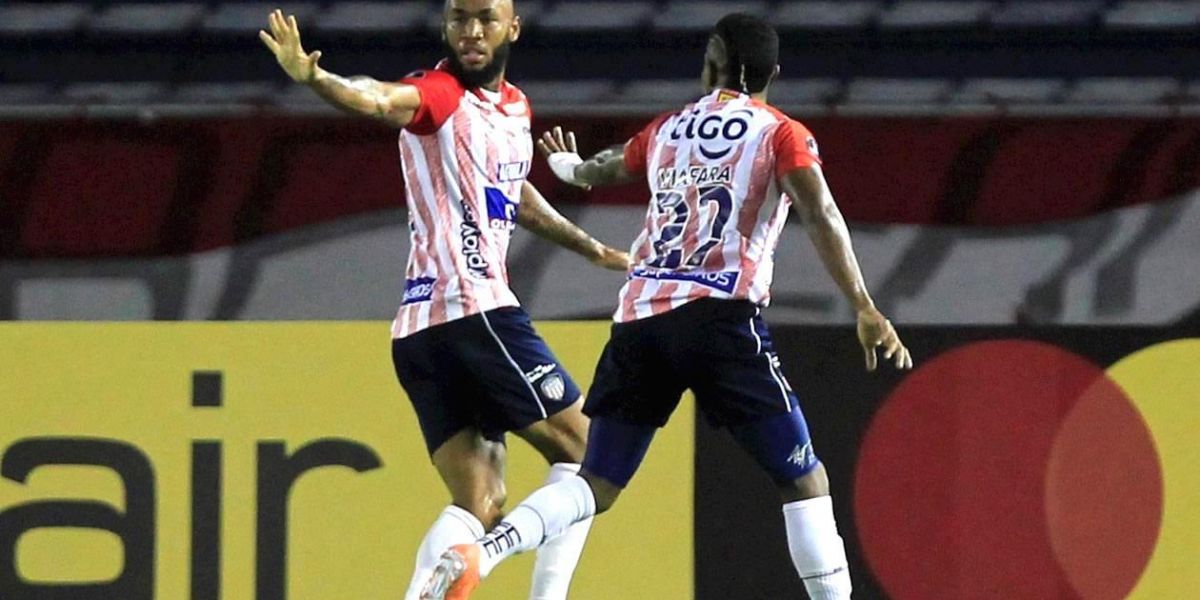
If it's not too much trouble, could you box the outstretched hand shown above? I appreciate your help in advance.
[857,307,913,372]
[259,9,321,83]
[537,126,580,157]
[539,126,592,189]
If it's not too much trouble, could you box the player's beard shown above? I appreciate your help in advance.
[444,38,512,90]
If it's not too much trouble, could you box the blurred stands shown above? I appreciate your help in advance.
[1,0,1199,115]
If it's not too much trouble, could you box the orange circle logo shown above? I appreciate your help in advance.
[854,339,1199,598]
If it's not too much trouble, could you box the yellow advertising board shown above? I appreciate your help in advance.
[0,323,695,599]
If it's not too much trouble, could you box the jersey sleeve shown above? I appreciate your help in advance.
[773,119,822,179]
[623,113,671,176]
[398,70,463,136]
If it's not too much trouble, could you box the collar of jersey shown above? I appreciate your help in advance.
[712,88,748,103]
[433,59,525,116]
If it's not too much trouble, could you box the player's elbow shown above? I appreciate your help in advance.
[378,105,415,129]
[793,203,824,228]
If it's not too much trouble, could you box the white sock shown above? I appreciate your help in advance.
[476,475,596,578]
[782,496,853,600]
[529,464,594,600]
[404,505,485,600]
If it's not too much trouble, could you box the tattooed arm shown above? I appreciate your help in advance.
[259,9,421,128]
[517,182,631,271]
[538,127,640,188]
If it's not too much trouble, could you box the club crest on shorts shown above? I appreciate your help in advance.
[539,374,566,402]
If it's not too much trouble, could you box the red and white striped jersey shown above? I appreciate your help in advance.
[391,62,534,339]
[614,89,822,323]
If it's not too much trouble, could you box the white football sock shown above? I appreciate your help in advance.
[529,464,594,600]
[404,505,485,600]
[477,475,597,578]
[782,495,853,600]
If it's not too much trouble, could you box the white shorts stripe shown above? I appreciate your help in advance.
[750,313,762,355]
[766,355,793,413]
[479,311,548,419]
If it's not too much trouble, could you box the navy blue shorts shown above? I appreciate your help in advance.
[392,307,582,455]
[585,298,802,429]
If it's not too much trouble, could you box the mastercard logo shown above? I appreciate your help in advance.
[854,339,1199,599]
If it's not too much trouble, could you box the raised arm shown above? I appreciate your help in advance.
[517,181,632,271]
[538,127,639,188]
[259,10,421,128]
[780,166,913,372]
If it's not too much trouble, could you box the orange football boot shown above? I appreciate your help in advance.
[419,544,481,600]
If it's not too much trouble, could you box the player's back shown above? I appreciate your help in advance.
[616,88,821,322]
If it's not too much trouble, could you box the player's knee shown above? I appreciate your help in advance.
[492,484,508,512]
[779,462,830,503]
[452,500,500,528]
[581,471,623,515]
[450,477,508,528]
[456,494,506,529]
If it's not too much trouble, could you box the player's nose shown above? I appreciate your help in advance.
[462,17,484,38]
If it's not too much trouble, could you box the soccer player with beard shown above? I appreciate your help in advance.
[421,12,914,600]
[259,3,630,600]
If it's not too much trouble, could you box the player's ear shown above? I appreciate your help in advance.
[771,65,781,85]
[510,14,522,42]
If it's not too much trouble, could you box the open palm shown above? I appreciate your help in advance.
[258,9,321,83]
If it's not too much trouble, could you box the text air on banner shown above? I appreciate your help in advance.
[0,323,694,600]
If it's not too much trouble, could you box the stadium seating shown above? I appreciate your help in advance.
[0,1,1198,114]
[989,1,1103,28]
[877,1,994,29]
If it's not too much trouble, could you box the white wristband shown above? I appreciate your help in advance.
[548,152,586,187]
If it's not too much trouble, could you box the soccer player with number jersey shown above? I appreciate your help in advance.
[422,12,913,600]
[258,2,631,599]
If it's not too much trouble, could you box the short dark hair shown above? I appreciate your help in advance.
[713,13,779,94]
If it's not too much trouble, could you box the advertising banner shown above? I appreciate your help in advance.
[696,325,1200,600]
[0,323,694,600]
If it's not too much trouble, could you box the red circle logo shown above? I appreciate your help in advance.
[854,340,1163,599]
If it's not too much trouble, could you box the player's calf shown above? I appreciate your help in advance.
[728,411,851,598]
[783,494,852,600]
[530,463,595,600]
[427,416,653,597]
[423,472,599,598]
[431,430,510,528]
